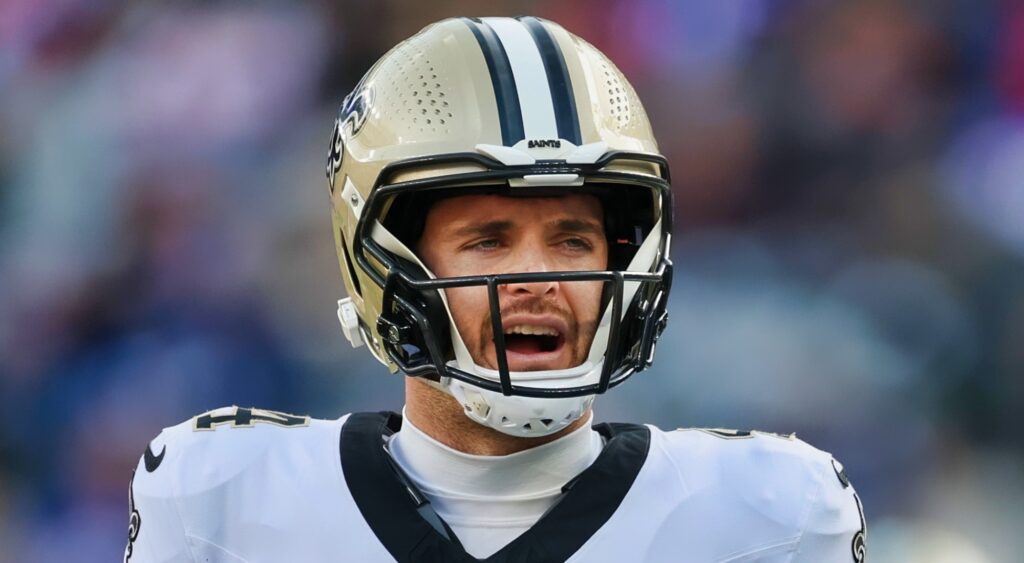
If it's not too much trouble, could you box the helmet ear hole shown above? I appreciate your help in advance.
[338,230,362,296]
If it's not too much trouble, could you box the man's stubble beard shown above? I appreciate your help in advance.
[475,297,601,371]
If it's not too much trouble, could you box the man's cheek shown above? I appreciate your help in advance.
[445,288,489,336]
[577,282,606,322]
[577,283,606,354]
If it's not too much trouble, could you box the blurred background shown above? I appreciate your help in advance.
[1,0,1022,561]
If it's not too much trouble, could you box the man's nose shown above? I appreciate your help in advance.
[501,247,558,297]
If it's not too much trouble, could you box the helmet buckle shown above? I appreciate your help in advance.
[376,316,412,346]
[337,297,365,348]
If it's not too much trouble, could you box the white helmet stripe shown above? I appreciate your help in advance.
[519,16,582,144]
[481,17,559,141]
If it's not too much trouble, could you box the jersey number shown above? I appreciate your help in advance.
[699,428,794,440]
[193,407,310,431]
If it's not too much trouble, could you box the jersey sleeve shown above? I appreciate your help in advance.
[124,430,193,563]
[792,456,867,562]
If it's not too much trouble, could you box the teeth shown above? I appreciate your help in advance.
[506,325,558,336]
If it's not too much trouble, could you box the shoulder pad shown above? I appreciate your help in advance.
[132,406,341,497]
[658,425,829,485]
[126,407,348,561]
[797,456,866,562]
[653,426,866,561]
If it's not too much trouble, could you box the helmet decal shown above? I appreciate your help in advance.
[340,82,374,138]
[327,80,374,192]
[326,117,344,192]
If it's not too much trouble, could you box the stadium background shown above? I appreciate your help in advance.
[2,0,1023,560]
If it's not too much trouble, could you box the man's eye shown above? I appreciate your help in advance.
[472,239,500,250]
[562,237,593,251]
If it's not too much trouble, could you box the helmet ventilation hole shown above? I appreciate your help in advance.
[600,58,632,130]
[374,36,453,135]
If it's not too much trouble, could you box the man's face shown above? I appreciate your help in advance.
[418,194,608,372]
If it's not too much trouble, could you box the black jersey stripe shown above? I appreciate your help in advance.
[341,412,651,563]
[461,18,525,146]
[519,16,582,144]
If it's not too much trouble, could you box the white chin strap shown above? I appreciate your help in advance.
[370,213,663,438]
[445,381,597,437]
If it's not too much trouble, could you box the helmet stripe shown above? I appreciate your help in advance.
[481,17,559,140]
[461,18,526,146]
[518,17,582,144]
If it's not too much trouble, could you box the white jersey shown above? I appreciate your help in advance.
[125,406,866,563]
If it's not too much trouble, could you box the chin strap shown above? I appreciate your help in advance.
[443,377,596,437]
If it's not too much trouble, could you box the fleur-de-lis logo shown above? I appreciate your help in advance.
[852,530,865,562]
[124,473,141,562]
[326,81,374,193]
[326,116,345,191]
[341,83,373,137]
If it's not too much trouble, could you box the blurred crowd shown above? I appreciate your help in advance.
[1,0,1022,561]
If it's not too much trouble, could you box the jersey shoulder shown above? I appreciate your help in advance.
[132,406,347,498]
[654,426,833,486]
[649,425,866,561]
[125,408,366,561]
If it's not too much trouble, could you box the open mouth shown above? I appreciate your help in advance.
[496,323,572,372]
[504,324,564,355]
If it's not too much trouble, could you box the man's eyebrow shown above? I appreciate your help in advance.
[448,218,604,238]
[553,218,604,236]
[450,220,515,238]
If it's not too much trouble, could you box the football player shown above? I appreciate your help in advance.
[126,17,866,562]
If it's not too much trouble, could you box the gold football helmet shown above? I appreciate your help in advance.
[327,17,672,436]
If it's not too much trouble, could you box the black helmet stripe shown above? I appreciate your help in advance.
[462,18,526,146]
[518,17,582,144]
[463,17,584,147]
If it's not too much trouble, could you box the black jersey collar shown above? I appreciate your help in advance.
[340,411,650,563]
